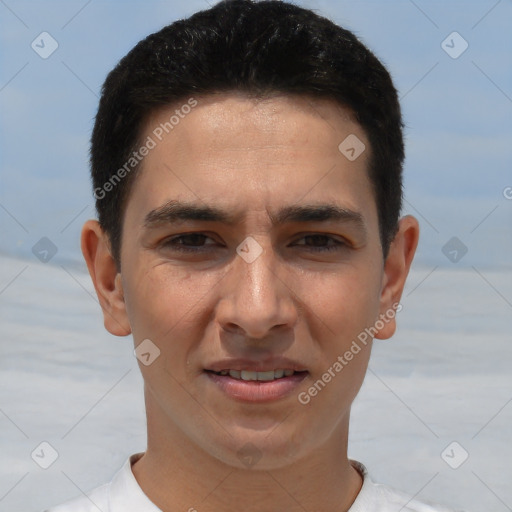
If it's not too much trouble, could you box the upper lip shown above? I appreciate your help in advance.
[205,357,308,373]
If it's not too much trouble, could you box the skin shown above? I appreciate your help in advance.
[82,92,419,512]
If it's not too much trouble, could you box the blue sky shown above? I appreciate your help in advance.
[1,0,511,270]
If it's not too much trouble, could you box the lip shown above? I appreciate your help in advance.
[205,370,309,403]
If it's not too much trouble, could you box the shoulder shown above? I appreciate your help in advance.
[350,461,466,512]
[370,482,463,512]
[43,453,146,512]
[43,452,164,511]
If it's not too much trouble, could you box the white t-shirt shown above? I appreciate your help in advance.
[44,453,463,512]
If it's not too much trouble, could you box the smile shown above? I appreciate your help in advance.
[209,369,299,381]
[205,368,309,402]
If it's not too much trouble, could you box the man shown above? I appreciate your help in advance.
[46,0,464,510]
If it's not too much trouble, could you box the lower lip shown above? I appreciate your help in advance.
[205,371,308,403]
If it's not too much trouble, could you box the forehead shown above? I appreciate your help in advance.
[143,92,364,164]
[125,92,376,229]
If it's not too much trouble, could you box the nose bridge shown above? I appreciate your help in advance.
[239,240,278,307]
[219,236,297,338]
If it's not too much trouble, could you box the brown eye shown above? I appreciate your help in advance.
[162,233,217,252]
[293,234,346,252]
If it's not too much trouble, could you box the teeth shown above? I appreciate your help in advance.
[214,369,297,381]
[241,370,258,380]
[273,369,284,379]
[254,370,276,381]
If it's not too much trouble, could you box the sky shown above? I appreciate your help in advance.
[0,0,511,271]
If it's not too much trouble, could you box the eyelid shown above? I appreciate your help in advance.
[162,231,347,243]
[292,234,349,253]
[160,232,350,254]
[162,232,218,247]
[292,232,347,244]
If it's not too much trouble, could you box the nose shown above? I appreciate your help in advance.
[215,238,298,340]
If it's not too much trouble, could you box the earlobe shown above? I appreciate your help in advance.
[374,215,420,340]
[81,220,132,337]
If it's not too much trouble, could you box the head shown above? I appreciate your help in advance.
[82,0,419,470]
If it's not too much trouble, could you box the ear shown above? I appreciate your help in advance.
[81,219,131,337]
[374,215,419,340]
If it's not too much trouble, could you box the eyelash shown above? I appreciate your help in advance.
[161,233,346,253]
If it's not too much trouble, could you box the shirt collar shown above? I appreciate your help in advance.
[108,453,161,511]
[347,459,380,511]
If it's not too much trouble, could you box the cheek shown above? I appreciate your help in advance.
[298,264,382,341]
[295,268,380,415]
[122,265,221,401]
[123,263,218,344]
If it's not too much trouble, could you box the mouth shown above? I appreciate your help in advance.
[206,368,306,381]
[204,368,309,402]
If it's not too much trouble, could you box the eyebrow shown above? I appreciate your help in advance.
[144,199,367,233]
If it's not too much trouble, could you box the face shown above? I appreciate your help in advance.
[86,92,415,470]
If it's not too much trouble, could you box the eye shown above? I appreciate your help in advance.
[160,232,348,255]
[293,234,346,252]
[161,233,218,252]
